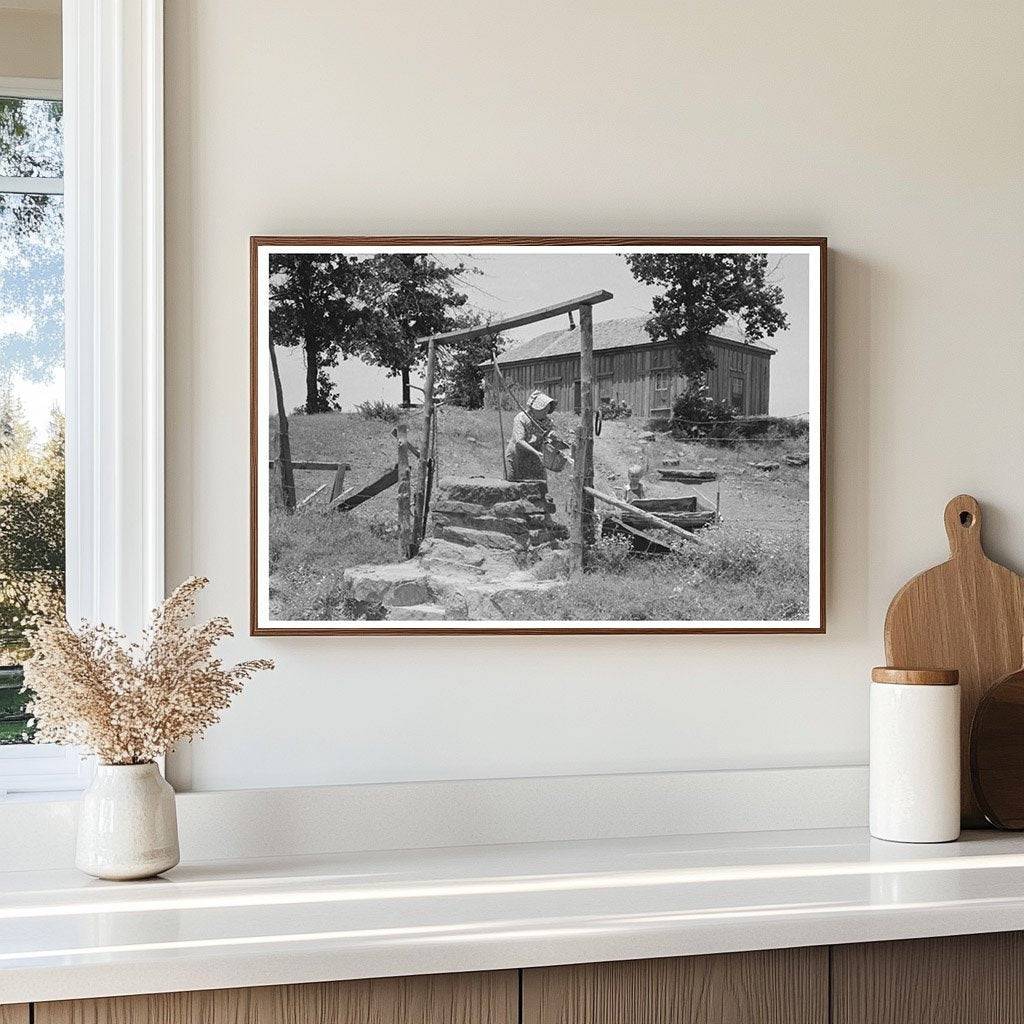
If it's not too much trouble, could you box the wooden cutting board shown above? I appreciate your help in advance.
[884,494,1024,826]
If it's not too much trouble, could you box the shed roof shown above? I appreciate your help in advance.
[493,316,776,366]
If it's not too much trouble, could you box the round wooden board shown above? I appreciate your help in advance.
[970,665,1024,829]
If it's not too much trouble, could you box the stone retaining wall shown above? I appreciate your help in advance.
[430,477,567,565]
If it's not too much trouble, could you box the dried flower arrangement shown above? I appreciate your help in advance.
[23,577,273,765]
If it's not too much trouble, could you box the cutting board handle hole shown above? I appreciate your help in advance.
[960,511,974,527]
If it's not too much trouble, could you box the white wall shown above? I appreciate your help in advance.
[164,0,1024,792]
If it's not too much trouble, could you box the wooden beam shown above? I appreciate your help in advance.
[269,460,351,473]
[413,339,437,547]
[297,483,328,508]
[580,303,595,554]
[331,467,399,512]
[397,413,413,558]
[586,487,706,544]
[268,339,295,511]
[569,304,596,573]
[494,360,508,480]
[419,290,614,347]
[329,461,347,502]
[569,423,584,572]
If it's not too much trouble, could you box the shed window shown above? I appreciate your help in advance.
[652,370,672,411]
[729,373,746,412]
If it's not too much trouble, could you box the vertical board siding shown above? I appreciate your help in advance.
[0,1007,29,1024]
[36,972,518,1024]
[832,933,1024,1024]
[523,949,828,1024]
[489,337,772,418]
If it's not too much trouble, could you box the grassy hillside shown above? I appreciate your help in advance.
[269,406,811,622]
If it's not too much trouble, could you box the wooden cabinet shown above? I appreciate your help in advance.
[34,971,517,1024]
[522,948,828,1024]
[21,932,1024,1024]
[832,932,1024,1024]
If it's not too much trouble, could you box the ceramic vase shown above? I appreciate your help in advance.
[76,762,180,880]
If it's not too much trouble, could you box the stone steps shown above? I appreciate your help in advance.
[342,477,569,622]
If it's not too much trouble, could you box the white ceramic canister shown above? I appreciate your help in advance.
[76,762,180,880]
[869,667,961,843]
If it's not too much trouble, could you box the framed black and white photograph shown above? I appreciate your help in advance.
[250,237,826,635]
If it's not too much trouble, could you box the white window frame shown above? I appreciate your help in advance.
[0,1,165,799]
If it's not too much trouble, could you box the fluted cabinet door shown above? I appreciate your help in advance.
[832,932,1024,1024]
[0,1006,29,1024]
[522,948,828,1024]
[35,971,518,1024]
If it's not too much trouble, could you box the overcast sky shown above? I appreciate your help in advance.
[274,252,811,416]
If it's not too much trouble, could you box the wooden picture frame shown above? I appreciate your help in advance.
[251,237,827,635]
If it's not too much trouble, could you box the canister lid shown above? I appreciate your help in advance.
[871,667,959,686]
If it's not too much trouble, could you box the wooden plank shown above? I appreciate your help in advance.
[523,949,827,1024]
[630,496,699,512]
[659,468,718,482]
[331,466,399,512]
[37,971,518,1024]
[586,486,705,544]
[832,933,1024,1024]
[602,515,677,555]
[619,509,716,530]
[329,462,347,502]
[420,290,613,346]
[269,461,350,473]
[0,1006,29,1024]
[297,483,327,508]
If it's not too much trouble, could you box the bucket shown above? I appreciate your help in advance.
[542,445,567,472]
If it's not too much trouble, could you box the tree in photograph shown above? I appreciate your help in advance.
[354,255,471,407]
[268,254,365,414]
[434,317,504,409]
[0,396,65,663]
[625,253,789,378]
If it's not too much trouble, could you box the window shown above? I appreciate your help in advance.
[651,370,672,412]
[0,87,65,754]
[0,7,166,798]
[730,373,746,412]
[0,82,89,797]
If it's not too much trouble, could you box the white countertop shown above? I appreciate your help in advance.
[4,826,1024,1004]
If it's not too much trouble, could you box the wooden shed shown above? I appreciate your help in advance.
[488,317,775,420]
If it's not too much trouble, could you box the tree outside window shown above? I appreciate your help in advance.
[0,94,65,744]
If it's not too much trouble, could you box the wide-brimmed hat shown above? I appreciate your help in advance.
[528,391,556,415]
